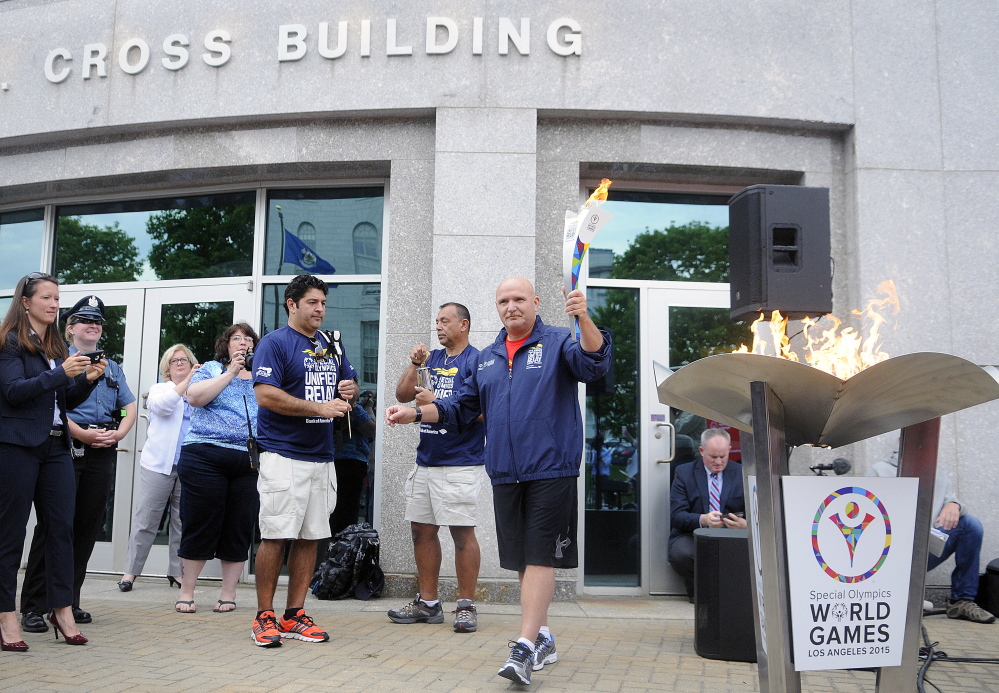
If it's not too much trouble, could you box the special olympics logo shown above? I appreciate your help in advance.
[811,486,892,584]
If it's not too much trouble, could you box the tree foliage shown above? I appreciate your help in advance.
[146,205,254,280]
[55,217,142,285]
[159,302,235,365]
[609,222,729,282]
[590,288,639,441]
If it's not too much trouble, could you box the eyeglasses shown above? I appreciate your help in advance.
[169,357,190,366]
[71,317,104,326]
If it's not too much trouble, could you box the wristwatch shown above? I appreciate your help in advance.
[412,406,422,423]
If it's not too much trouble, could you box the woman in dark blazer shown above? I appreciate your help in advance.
[0,273,106,650]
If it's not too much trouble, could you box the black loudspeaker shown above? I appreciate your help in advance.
[728,185,832,321]
[694,528,758,663]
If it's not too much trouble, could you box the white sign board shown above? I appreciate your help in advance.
[748,475,767,656]
[782,477,918,671]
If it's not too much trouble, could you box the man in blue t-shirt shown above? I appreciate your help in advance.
[386,302,486,634]
[249,274,358,648]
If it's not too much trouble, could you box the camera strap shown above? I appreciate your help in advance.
[242,395,259,471]
[242,395,254,439]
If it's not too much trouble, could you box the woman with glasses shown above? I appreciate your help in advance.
[0,273,106,650]
[174,323,260,614]
[117,344,200,593]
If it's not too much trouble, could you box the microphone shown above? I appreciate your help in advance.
[810,458,852,476]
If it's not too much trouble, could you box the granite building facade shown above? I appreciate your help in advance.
[1,1,996,598]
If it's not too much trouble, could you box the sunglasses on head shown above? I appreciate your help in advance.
[25,271,55,284]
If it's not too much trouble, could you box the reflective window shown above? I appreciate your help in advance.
[261,282,381,393]
[0,209,45,290]
[159,301,237,367]
[265,188,384,276]
[54,193,255,285]
[584,287,640,587]
[589,191,730,282]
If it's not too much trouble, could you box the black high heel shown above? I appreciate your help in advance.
[168,576,181,588]
[47,610,87,646]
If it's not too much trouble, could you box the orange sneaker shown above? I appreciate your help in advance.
[252,610,282,648]
[278,609,329,643]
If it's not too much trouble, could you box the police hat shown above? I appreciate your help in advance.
[64,295,106,323]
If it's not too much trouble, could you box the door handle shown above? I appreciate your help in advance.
[655,422,675,463]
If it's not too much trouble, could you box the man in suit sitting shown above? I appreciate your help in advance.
[668,428,746,600]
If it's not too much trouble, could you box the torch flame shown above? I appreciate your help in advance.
[586,178,612,205]
[735,280,900,379]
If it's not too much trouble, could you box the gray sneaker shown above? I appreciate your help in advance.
[532,633,557,670]
[452,599,477,633]
[498,641,533,685]
[387,594,444,624]
[947,599,996,624]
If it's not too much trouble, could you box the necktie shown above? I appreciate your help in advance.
[709,472,721,513]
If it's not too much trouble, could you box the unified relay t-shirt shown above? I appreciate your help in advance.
[253,325,357,462]
[415,346,485,467]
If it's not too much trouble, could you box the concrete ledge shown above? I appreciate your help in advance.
[383,573,577,603]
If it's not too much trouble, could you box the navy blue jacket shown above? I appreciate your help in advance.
[0,334,98,449]
[668,459,745,550]
[435,316,611,485]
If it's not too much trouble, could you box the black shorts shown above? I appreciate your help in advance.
[492,476,578,572]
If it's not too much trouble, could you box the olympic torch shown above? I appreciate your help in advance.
[562,178,613,339]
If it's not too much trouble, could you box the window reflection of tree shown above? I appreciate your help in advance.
[159,302,236,367]
[55,217,142,285]
[590,289,639,441]
[146,204,254,279]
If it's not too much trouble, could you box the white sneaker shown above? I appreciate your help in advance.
[923,600,934,611]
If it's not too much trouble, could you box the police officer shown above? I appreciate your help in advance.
[20,295,137,632]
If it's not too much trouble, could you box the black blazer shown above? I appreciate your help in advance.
[0,334,97,449]
[668,458,745,550]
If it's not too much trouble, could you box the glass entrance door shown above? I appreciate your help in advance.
[57,287,145,572]
[133,285,255,577]
[50,283,254,576]
[583,281,749,594]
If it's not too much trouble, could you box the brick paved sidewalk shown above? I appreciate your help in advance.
[1,574,996,692]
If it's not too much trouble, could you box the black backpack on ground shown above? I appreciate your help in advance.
[311,522,385,600]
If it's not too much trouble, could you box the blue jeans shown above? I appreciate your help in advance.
[926,514,984,601]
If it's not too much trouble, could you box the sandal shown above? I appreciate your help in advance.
[213,600,236,613]
[175,600,196,613]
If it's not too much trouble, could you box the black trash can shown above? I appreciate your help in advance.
[693,528,758,663]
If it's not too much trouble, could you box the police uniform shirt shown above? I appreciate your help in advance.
[65,346,135,426]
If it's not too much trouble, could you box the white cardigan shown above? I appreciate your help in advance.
[140,381,188,475]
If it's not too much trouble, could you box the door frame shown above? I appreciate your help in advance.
[578,278,730,596]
